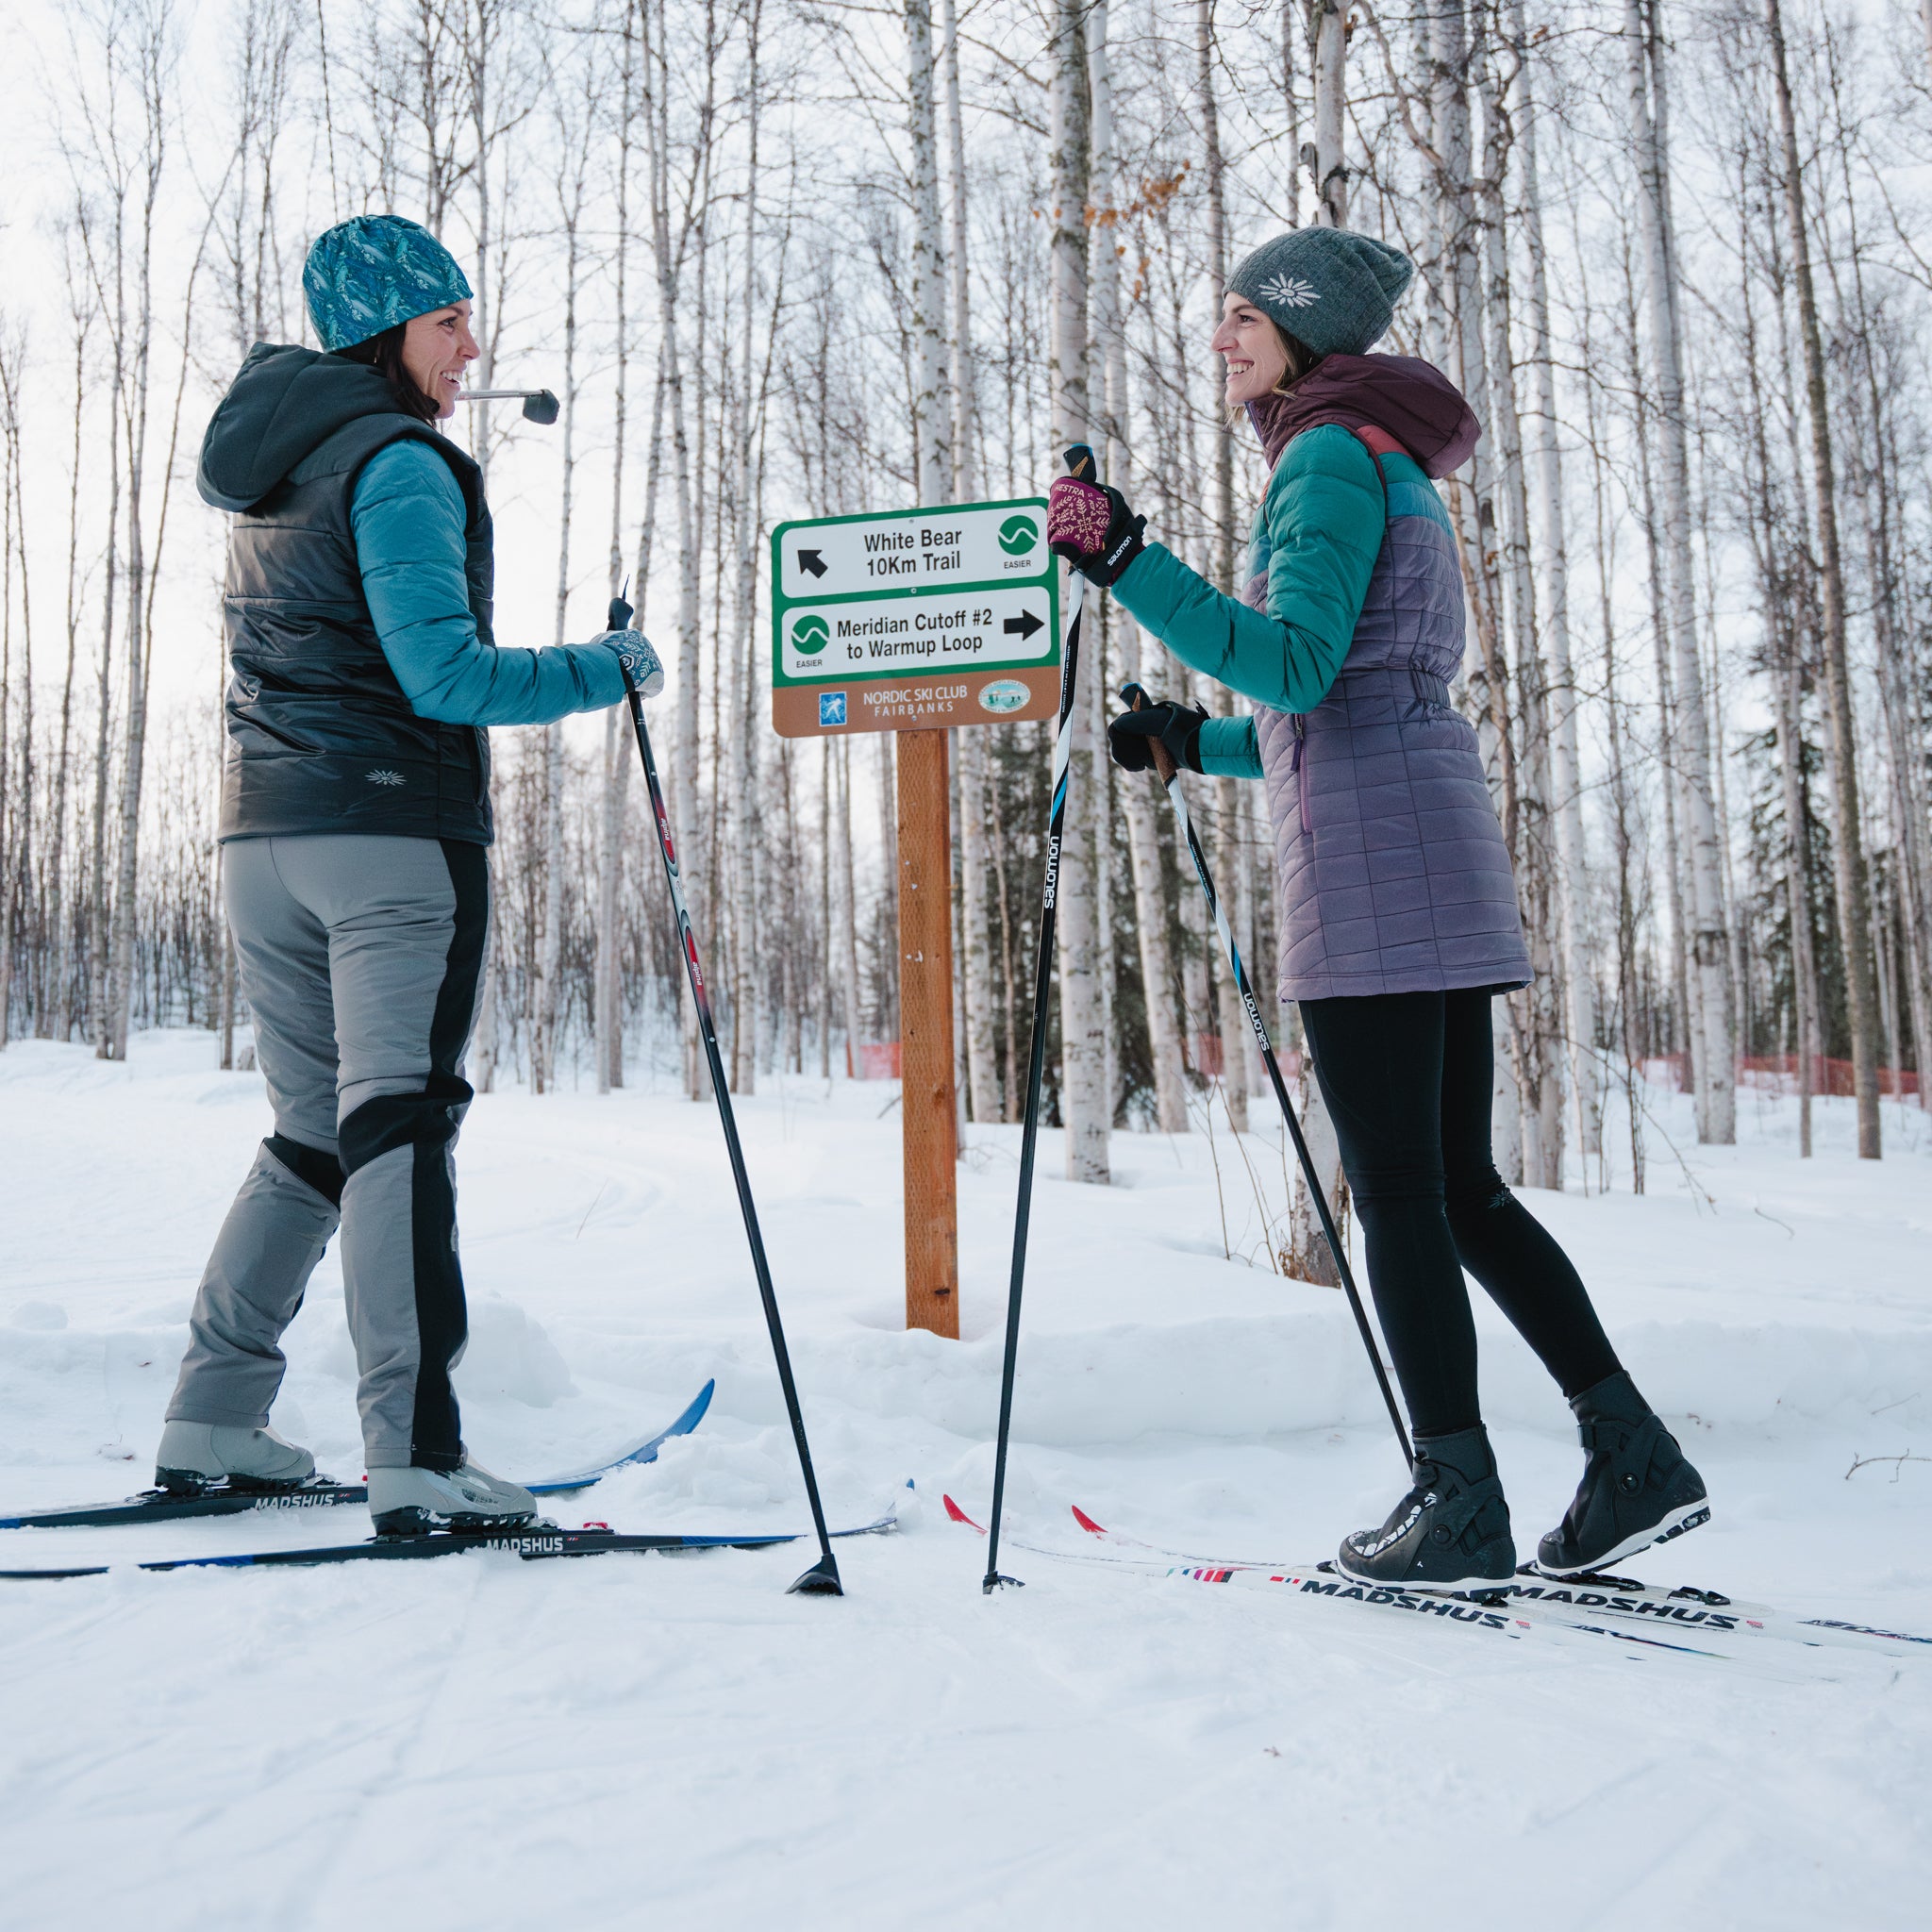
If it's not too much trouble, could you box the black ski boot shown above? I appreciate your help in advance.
[1537,1371,1709,1577]
[1336,1425,1517,1594]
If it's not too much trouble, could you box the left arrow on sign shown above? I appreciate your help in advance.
[1002,608,1044,640]
[798,549,828,578]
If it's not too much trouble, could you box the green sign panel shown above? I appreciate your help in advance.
[770,498,1060,738]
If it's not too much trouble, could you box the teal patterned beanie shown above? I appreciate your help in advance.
[1226,227,1414,358]
[302,215,474,353]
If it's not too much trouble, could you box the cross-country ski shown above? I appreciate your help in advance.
[1065,1502,1932,1657]
[0,1380,714,1530]
[941,1490,1857,1683]
[0,1500,901,1582]
[3,10,1930,1924]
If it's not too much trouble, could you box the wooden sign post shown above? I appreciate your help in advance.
[896,726,957,1332]
[771,499,1059,1337]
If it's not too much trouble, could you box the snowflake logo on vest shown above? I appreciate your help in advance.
[365,769,406,787]
[1259,273,1319,309]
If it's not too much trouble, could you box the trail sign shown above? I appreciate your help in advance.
[770,499,1059,738]
[771,496,1067,1342]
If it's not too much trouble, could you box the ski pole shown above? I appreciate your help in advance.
[981,442,1096,1594]
[1121,681,1413,1470]
[611,588,843,1596]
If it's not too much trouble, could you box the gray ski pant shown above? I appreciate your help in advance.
[167,835,490,1471]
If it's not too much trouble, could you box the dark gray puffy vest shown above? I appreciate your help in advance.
[204,346,495,844]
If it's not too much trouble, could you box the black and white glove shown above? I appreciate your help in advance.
[1107,696,1207,774]
[597,628,664,699]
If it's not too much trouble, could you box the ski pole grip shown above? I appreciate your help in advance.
[1123,680,1181,786]
[1063,442,1097,482]
[608,579,640,699]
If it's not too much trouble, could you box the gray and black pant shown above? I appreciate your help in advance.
[167,835,490,1471]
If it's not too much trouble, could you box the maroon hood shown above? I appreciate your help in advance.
[1245,353,1481,479]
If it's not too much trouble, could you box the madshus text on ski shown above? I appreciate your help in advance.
[5,213,1802,1631]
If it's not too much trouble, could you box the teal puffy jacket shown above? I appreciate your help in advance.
[1110,424,1395,774]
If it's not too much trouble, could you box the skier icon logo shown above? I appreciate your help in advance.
[978,678,1028,715]
[818,691,847,728]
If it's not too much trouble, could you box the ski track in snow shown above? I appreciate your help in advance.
[0,1030,1927,1928]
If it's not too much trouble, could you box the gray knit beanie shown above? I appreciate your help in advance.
[1226,227,1414,358]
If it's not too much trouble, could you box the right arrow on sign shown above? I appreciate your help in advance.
[797,548,827,578]
[1002,608,1043,640]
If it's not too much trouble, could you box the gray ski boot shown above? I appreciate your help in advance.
[1537,1371,1709,1577]
[1337,1424,1518,1594]
[156,1420,316,1493]
[366,1459,538,1538]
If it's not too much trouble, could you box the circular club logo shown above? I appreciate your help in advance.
[791,612,830,656]
[997,514,1039,557]
[978,678,1029,715]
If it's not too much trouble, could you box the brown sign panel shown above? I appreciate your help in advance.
[771,665,1060,738]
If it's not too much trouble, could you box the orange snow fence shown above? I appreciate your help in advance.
[846,1041,903,1080]
[1647,1051,1920,1097]
[1739,1055,1920,1098]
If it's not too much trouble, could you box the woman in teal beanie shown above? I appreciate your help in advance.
[156,214,664,1537]
[1047,224,1707,1593]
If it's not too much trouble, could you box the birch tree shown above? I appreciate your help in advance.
[908,0,948,505]
[1049,0,1108,1182]
[531,48,601,1095]
[942,0,1002,1124]
[0,330,29,1048]
[1091,0,1187,1131]
[1194,0,1256,1131]
[595,0,642,1095]
[1514,0,1599,1167]
[647,0,713,1098]
[1308,0,1348,225]
[1626,0,1737,1144]
[1762,0,1880,1156]
[1477,16,1566,1186]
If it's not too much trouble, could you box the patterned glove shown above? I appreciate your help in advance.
[1046,475,1147,588]
[1107,697,1207,775]
[599,628,664,699]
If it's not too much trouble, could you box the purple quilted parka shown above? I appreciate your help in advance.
[1244,362,1531,1002]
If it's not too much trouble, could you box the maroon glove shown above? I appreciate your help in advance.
[1046,475,1147,588]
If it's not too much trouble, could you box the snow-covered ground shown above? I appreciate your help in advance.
[1,1030,1927,1930]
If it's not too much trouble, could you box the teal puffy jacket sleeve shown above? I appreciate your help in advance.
[351,441,627,725]
[1109,424,1387,777]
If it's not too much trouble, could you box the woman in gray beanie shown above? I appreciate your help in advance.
[155,215,664,1537]
[1046,225,1707,1593]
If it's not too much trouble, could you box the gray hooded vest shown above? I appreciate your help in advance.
[1242,362,1531,1002]
[197,343,495,844]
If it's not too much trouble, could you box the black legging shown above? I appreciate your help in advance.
[1298,987,1621,1441]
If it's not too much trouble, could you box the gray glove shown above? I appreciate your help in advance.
[595,627,664,699]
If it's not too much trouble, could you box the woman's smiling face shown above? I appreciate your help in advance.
[400,302,480,418]
[1210,291,1291,406]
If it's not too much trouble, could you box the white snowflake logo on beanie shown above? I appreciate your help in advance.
[1260,273,1319,308]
